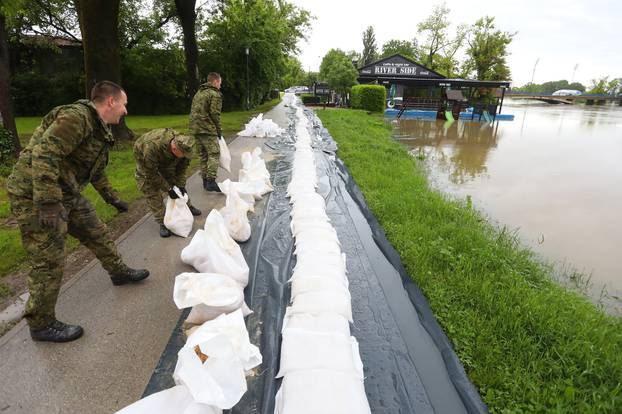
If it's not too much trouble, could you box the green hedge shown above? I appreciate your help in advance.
[302,95,321,104]
[351,84,386,112]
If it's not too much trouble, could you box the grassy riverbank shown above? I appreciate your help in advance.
[0,97,280,292]
[316,108,622,413]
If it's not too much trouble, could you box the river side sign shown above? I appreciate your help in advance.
[358,54,445,79]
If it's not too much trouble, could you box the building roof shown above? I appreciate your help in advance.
[357,54,511,88]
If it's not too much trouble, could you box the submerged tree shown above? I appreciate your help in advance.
[361,26,377,66]
[463,16,514,81]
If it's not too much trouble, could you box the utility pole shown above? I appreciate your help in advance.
[530,58,540,84]
[571,63,579,84]
[245,47,250,110]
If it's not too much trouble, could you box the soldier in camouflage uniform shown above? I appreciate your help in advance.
[189,72,223,192]
[6,81,150,343]
[133,128,202,237]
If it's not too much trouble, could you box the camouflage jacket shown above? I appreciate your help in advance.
[133,128,190,194]
[6,100,119,206]
[189,84,222,136]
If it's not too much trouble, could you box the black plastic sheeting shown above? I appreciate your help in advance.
[142,104,489,414]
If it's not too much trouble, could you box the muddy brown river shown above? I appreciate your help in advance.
[392,100,622,311]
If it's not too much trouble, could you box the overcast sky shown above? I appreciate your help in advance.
[288,0,621,87]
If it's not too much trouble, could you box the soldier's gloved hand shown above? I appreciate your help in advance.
[178,187,187,197]
[38,202,67,231]
[110,199,129,213]
[168,188,180,199]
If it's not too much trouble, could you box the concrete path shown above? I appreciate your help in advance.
[0,102,287,414]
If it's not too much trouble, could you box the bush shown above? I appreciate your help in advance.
[351,84,386,112]
[302,95,321,104]
[0,125,14,163]
[11,71,84,116]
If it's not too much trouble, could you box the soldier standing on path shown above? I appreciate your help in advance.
[6,81,150,343]
[133,128,202,238]
[189,72,223,192]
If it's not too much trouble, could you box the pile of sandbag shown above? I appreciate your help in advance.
[116,111,280,414]
[237,113,284,138]
[274,100,371,413]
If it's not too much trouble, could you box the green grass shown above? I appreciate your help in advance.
[316,108,622,413]
[0,97,281,291]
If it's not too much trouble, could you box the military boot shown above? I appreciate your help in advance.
[160,224,172,238]
[109,265,150,286]
[189,205,202,216]
[203,178,222,193]
[30,320,84,343]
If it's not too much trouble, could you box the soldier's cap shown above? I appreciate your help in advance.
[174,134,195,158]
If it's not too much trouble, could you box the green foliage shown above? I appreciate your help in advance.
[301,95,321,104]
[10,70,84,116]
[279,56,306,90]
[121,46,188,114]
[513,80,586,94]
[350,85,386,112]
[319,49,358,96]
[0,125,14,164]
[464,16,514,81]
[416,3,451,70]
[380,39,417,61]
[317,109,622,414]
[361,26,378,65]
[588,76,621,95]
[201,0,311,110]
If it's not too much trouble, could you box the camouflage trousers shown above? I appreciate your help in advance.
[135,175,196,224]
[195,133,220,180]
[8,193,124,329]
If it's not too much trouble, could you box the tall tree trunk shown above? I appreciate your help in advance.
[174,0,199,99]
[0,13,20,156]
[74,0,133,140]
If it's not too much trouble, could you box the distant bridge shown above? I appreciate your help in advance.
[505,92,622,105]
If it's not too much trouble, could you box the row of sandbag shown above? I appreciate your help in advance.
[273,97,372,413]
[116,147,274,414]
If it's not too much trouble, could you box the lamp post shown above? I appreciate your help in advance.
[245,47,250,110]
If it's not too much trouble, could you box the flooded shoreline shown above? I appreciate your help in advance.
[392,100,622,311]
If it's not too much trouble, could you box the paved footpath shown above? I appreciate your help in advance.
[0,102,287,414]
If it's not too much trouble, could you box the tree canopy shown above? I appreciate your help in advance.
[319,48,358,96]
[380,39,417,61]
[361,26,378,66]
[463,16,514,81]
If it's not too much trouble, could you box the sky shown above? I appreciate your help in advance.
[288,0,622,87]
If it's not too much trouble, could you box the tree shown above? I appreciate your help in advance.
[463,16,514,81]
[588,76,621,95]
[319,48,358,98]
[0,1,22,156]
[380,39,417,61]
[280,56,305,89]
[174,0,199,98]
[203,0,310,109]
[361,26,377,65]
[74,0,133,139]
[416,3,451,70]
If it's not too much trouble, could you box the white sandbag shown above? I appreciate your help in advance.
[219,189,251,243]
[180,210,249,287]
[290,275,350,301]
[173,273,252,324]
[115,385,221,414]
[281,309,350,337]
[217,179,259,211]
[287,289,353,322]
[174,310,262,409]
[239,147,273,195]
[237,113,284,138]
[274,370,371,414]
[276,330,363,378]
[218,136,231,173]
[163,186,194,237]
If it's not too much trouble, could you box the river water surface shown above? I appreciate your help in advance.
[392,100,622,309]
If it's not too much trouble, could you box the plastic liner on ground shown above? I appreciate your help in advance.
[142,103,488,414]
